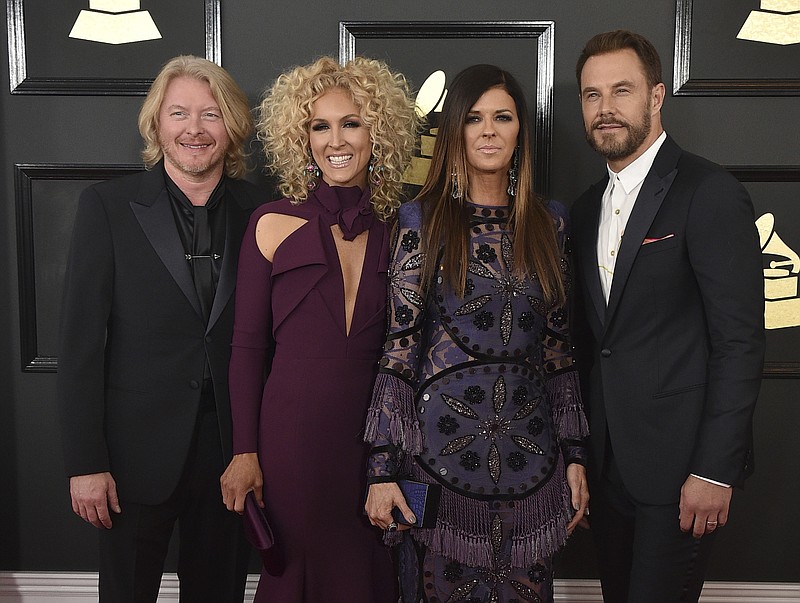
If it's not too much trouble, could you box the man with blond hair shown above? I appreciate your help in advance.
[58,55,261,602]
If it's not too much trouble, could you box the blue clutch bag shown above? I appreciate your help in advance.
[391,479,441,528]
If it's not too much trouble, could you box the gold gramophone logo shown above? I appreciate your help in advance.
[403,70,448,186]
[757,212,800,329]
[737,0,800,45]
[69,0,161,45]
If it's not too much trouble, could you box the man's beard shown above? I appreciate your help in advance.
[586,109,651,162]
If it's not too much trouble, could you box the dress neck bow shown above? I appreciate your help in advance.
[313,180,375,241]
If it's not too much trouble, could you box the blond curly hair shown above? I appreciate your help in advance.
[257,56,419,221]
[139,55,253,179]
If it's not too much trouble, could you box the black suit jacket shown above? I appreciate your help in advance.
[570,135,765,504]
[57,163,262,505]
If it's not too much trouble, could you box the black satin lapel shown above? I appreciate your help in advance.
[605,168,678,325]
[131,189,202,317]
[207,198,248,332]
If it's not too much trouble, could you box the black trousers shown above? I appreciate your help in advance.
[98,402,251,603]
[589,450,717,603]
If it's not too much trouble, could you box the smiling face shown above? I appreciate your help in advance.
[463,86,520,179]
[308,88,372,189]
[579,48,664,171]
[157,76,230,183]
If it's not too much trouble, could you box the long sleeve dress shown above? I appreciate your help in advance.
[365,198,589,603]
[229,180,396,603]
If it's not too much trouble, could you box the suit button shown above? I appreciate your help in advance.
[189,380,200,389]
[601,348,612,358]
[205,336,212,343]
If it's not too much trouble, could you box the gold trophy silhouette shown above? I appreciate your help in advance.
[737,0,800,45]
[757,212,800,329]
[403,70,448,187]
[70,0,161,45]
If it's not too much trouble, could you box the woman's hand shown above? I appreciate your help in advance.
[220,452,263,514]
[365,482,415,531]
[565,462,589,535]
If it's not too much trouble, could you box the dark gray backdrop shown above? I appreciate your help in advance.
[2,0,798,583]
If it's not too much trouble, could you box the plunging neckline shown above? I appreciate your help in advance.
[331,224,369,336]
[313,181,376,338]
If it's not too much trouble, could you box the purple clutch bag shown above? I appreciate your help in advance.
[243,491,283,576]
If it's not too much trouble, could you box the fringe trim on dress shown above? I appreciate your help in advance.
[510,454,572,567]
[365,372,423,454]
[408,463,493,567]
[547,370,590,440]
[406,456,572,568]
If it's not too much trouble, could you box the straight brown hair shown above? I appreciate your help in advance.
[418,64,564,305]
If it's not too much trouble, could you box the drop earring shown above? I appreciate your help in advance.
[451,169,463,200]
[368,157,383,187]
[305,158,321,191]
[507,147,519,197]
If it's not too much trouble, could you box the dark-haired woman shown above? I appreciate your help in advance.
[364,64,589,602]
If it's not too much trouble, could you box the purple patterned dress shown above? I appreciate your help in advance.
[365,199,588,603]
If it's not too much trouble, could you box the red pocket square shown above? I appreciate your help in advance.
[642,233,675,245]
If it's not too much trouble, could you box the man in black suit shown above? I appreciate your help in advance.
[57,55,262,601]
[570,31,765,602]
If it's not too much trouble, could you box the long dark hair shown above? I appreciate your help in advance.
[418,64,564,304]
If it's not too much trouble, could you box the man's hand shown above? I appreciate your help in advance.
[679,474,732,538]
[220,452,263,514]
[565,463,590,534]
[69,472,120,529]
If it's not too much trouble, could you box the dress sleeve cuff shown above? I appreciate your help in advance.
[561,438,588,466]
[364,372,423,454]
[546,370,590,440]
[366,444,405,482]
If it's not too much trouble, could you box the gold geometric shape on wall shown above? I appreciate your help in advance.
[757,212,800,329]
[69,0,162,45]
[737,0,800,45]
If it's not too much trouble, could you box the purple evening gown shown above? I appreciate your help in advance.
[229,181,397,603]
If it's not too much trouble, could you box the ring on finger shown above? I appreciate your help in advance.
[387,521,398,532]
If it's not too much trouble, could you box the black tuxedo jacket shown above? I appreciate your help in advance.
[570,136,765,504]
[57,163,262,505]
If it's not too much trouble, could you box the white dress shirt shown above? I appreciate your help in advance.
[597,131,667,301]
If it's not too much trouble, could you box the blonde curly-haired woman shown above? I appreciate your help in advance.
[220,56,418,602]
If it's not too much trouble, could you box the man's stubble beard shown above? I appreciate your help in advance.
[586,104,652,162]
